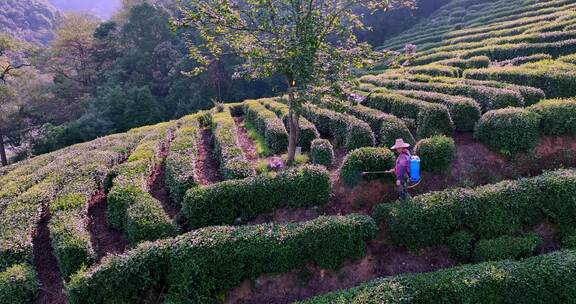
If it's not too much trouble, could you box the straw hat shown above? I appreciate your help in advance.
[391,138,410,150]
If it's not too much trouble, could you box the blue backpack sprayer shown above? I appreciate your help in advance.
[361,155,422,188]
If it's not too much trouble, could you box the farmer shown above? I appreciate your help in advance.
[388,138,411,200]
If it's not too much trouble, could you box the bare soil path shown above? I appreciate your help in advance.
[33,207,66,304]
[87,190,128,261]
[233,117,258,161]
[195,128,223,185]
[148,130,179,219]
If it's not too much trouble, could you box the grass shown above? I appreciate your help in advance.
[243,120,272,157]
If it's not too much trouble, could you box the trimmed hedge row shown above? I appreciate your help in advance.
[311,139,334,167]
[165,116,200,204]
[67,215,377,304]
[528,98,576,136]
[0,263,37,304]
[243,100,289,154]
[438,55,490,69]
[474,107,541,155]
[0,132,144,273]
[260,99,320,151]
[340,147,395,186]
[414,135,456,173]
[364,92,455,138]
[360,75,524,111]
[344,103,415,148]
[374,168,576,251]
[301,104,375,151]
[461,39,576,62]
[405,64,461,77]
[464,59,576,98]
[473,234,542,262]
[107,126,178,245]
[299,250,576,304]
[181,165,331,228]
[395,90,481,132]
[211,110,255,179]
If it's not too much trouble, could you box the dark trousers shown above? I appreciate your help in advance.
[398,179,411,200]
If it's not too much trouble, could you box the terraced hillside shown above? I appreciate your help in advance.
[3,0,576,303]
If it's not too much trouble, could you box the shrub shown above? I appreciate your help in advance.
[373,168,576,251]
[446,231,474,259]
[416,103,455,138]
[260,99,320,150]
[528,98,576,136]
[405,64,461,77]
[211,111,255,179]
[108,185,177,245]
[0,263,37,304]
[181,165,331,228]
[165,125,198,204]
[415,135,456,172]
[311,139,334,167]
[464,60,576,98]
[49,194,95,278]
[243,100,289,154]
[378,120,415,149]
[462,39,576,62]
[473,234,542,262]
[67,215,377,304]
[396,90,481,132]
[299,250,576,304]
[475,108,540,156]
[439,56,490,69]
[346,119,376,151]
[360,76,524,111]
[340,147,395,186]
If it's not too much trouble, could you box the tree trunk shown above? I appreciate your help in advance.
[0,129,7,166]
[287,87,300,165]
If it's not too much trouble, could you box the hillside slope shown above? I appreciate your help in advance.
[0,0,62,45]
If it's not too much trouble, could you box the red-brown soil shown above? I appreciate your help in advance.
[195,128,224,185]
[234,117,258,161]
[32,206,66,304]
[87,191,128,261]
[225,232,455,304]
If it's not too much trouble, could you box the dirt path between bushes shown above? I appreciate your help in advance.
[234,117,258,161]
[32,206,66,304]
[87,190,128,261]
[148,129,180,220]
[195,128,223,185]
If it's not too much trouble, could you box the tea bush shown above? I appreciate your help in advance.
[340,147,395,186]
[67,215,377,304]
[182,165,331,228]
[474,107,540,155]
[211,111,255,179]
[0,263,37,304]
[244,100,289,154]
[311,139,334,167]
[528,98,576,136]
[415,135,456,172]
[473,234,542,262]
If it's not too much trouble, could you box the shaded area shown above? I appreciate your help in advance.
[148,130,179,219]
[87,191,128,261]
[32,207,66,304]
[195,128,223,185]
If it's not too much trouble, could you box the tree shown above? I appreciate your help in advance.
[175,0,413,164]
[0,34,31,166]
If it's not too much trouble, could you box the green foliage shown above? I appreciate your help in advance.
[405,64,461,77]
[346,120,376,151]
[379,118,416,148]
[340,147,395,186]
[165,122,199,204]
[415,135,456,172]
[474,107,540,156]
[181,165,331,228]
[464,60,576,98]
[374,168,576,251]
[211,111,255,179]
[439,56,490,69]
[446,231,474,259]
[67,215,377,304]
[49,194,95,278]
[243,100,289,154]
[244,120,272,156]
[261,99,320,151]
[473,234,542,262]
[311,139,335,167]
[0,263,37,304]
[528,98,576,136]
[299,250,576,304]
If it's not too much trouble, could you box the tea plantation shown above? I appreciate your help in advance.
[3,0,576,303]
